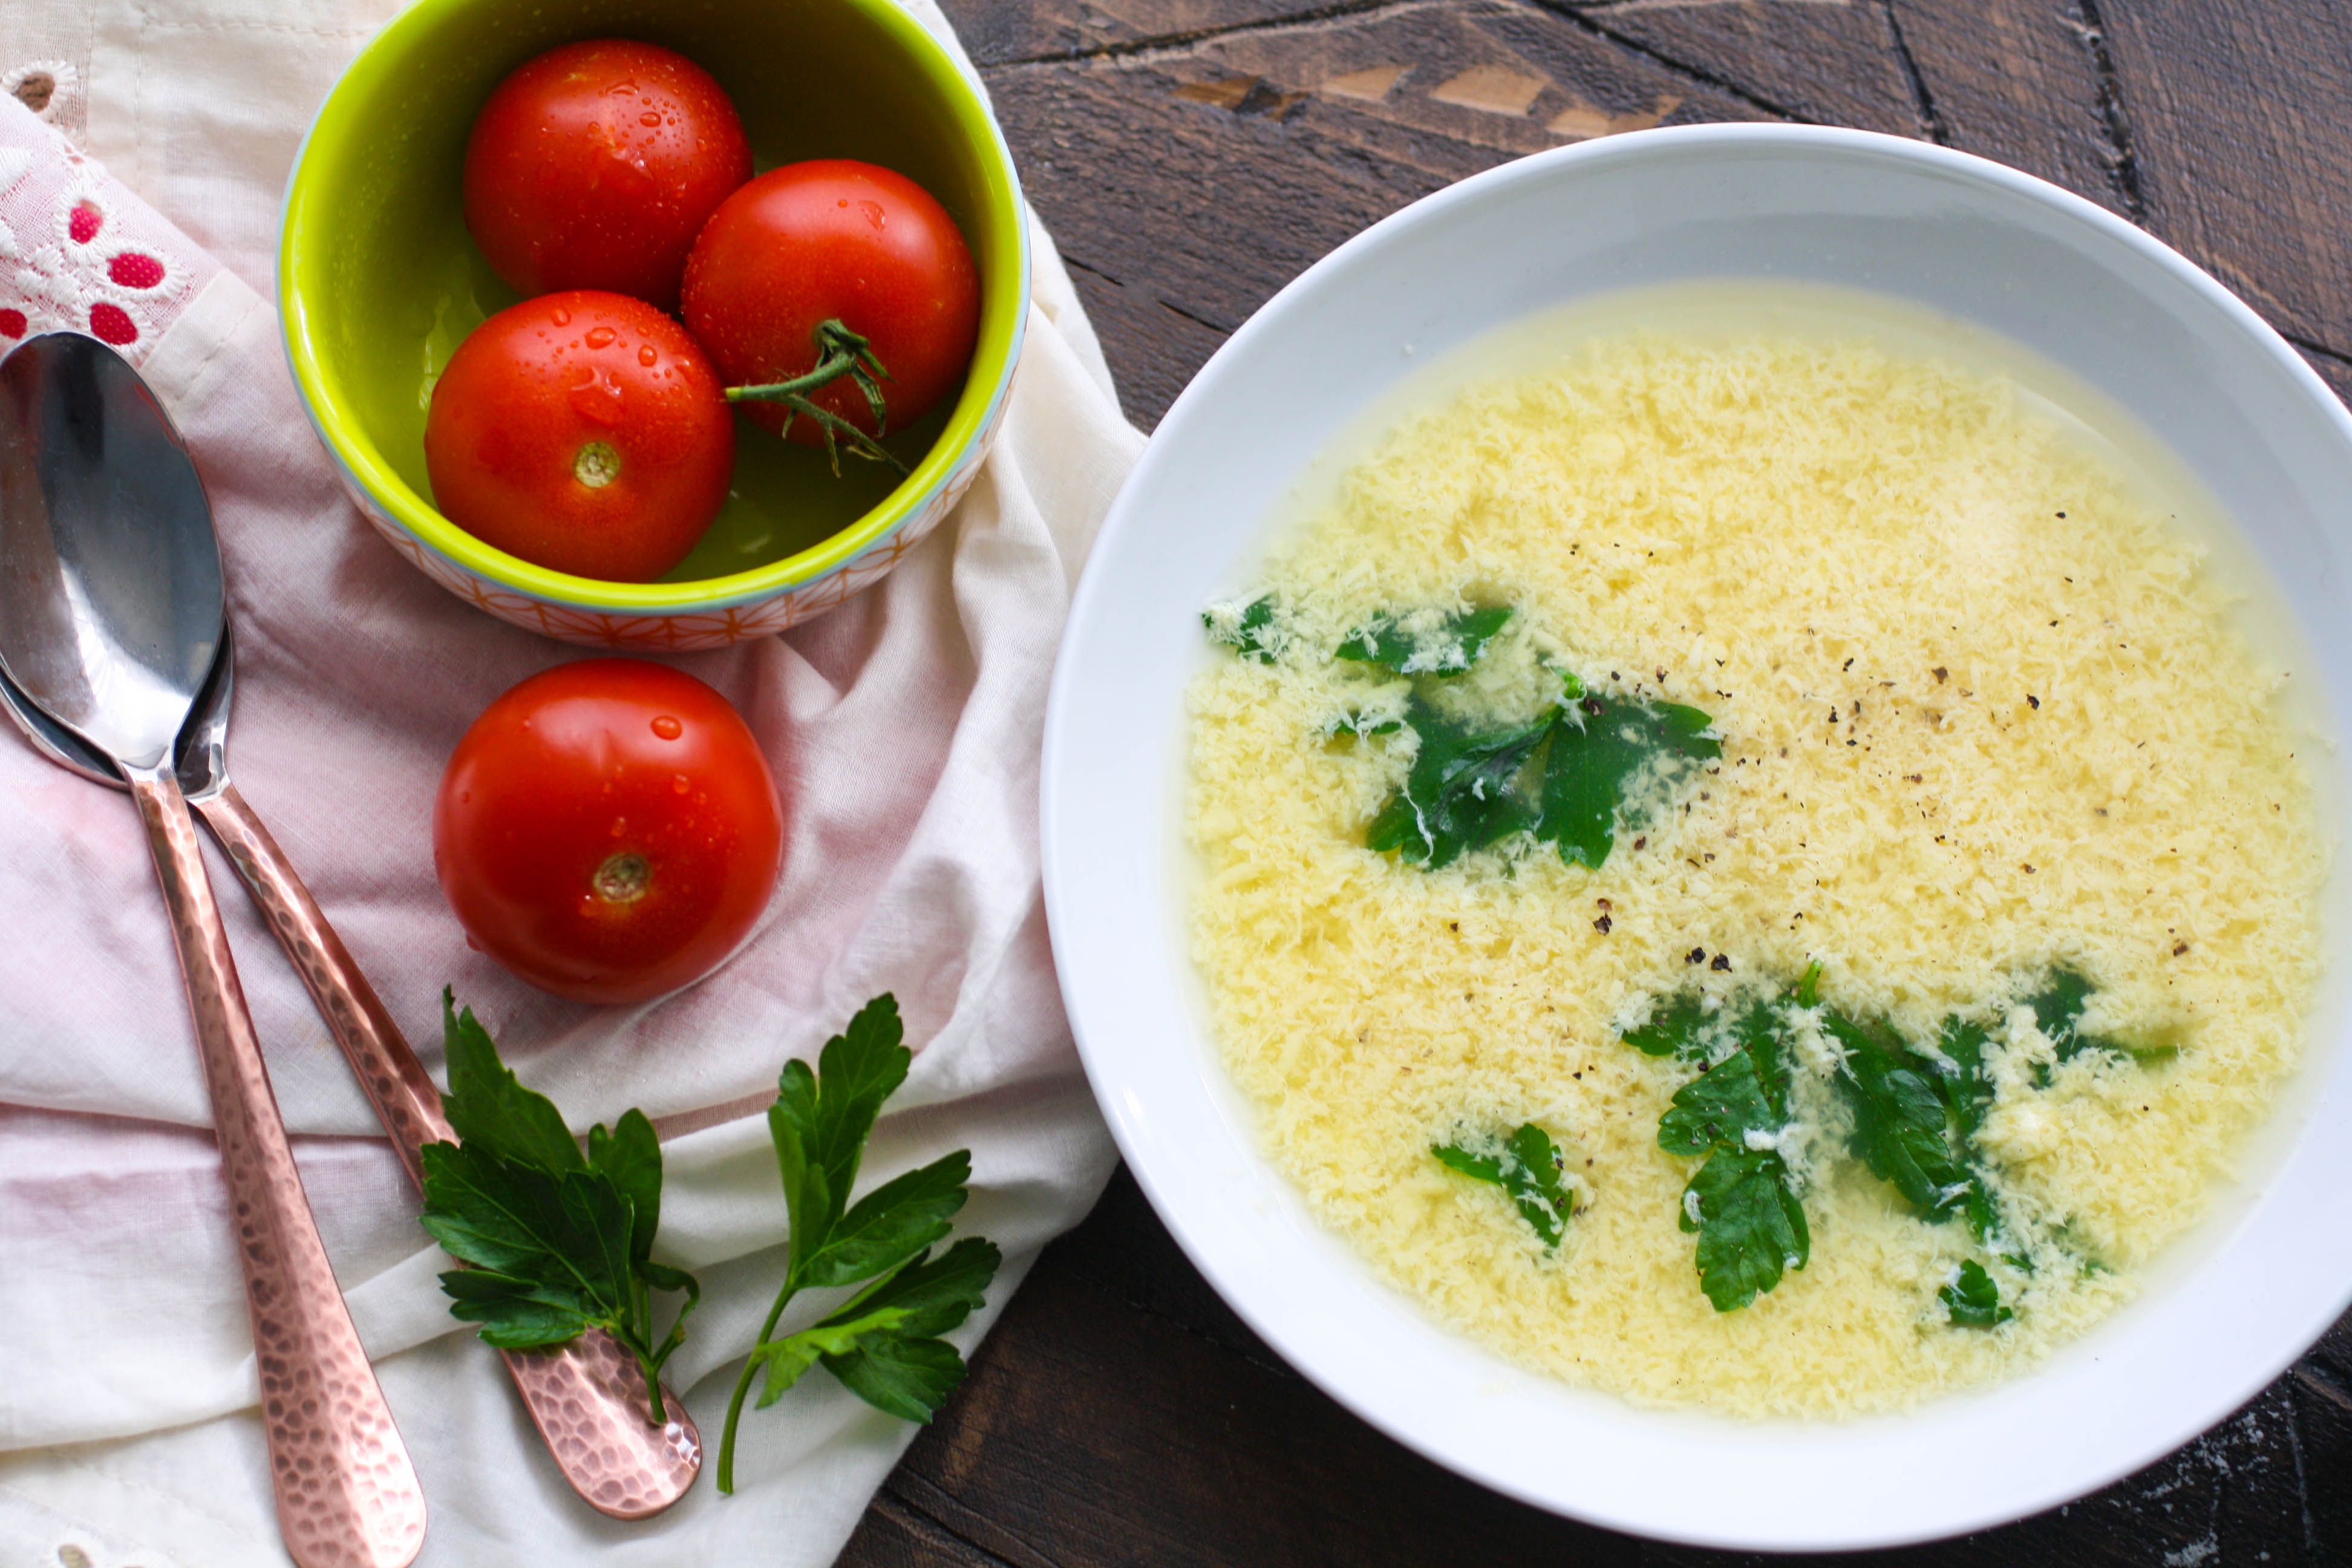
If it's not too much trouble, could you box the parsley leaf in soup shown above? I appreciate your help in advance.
[1828,1010,1980,1227]
[1941,1259,2014,1327]
[1535,695,1721,869]
[1432,1123,1575,1247]
[1633,1006,1809,1312]
[1365,695,1550,867]
[1935,1017,1999,1146]
[1681,1149,1811,1313]
[2029,967,2176,1083]
[717,995,1002,1494]
[1203,595,1281,664]
[1338,604,1514,675]
[1658,1046,1782,1157]
[419,993,700,1425]
[1621,991,1710,1060]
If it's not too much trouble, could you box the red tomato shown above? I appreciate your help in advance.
[682,160,981,445]
[434,659,785,1005]
[463,39,751,310]
[424,290,734,582]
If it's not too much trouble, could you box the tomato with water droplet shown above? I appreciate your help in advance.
[463,39,749,309]
[424,290,732,581]
[434,659,785,1005]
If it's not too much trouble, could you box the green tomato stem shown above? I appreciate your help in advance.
[723,319,912,477]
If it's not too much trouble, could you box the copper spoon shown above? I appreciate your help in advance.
[0,528,702,1517]
[0,331,426,1567]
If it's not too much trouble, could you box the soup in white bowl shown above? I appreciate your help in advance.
[1042,126,2352,1550]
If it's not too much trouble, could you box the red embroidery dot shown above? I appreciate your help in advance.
[88,303,137,345]
[0,309,25,340]
[108,252,165,289]
[68,203,102,244]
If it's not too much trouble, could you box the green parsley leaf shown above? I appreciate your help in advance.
[1680,1149,1809,1312]
[1658,1046,1780,1157]
[1203,595,1281,664]
[420,999,697,1425]
[769,995,911,1287]
[1431,1143,1504,1183]
[797,1149,971,1290]
[749,1310,910,1409]
[1622,991,1711,1060]
[1828,1010,1979,1226]
[824,1335,972,1425]
[1365,696,1550,867]
[719,998,1003,1493]
[1337,605,1513,675]
[1432,1123,1573,1247]
[1536,695,1720,868]
[2028,967,2175,1082]
[587,1108,663,1263]
[440,989,583,1175]
[1935,1017,1998,1147]
[1940,1259,2014,1327]
[1638,1009,1807,1312]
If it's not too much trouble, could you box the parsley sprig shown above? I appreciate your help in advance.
[418,993,700,1425]
[1351,618,1719,871]
[1646,996,1811,1311]
[715,995,1001,1494]
[1338,605,1515,675]
[1201,596,1723,870]
[1432,1123,1575,1247]
[1941,1259,2014,1327]
[1627,963,2172,1324]
[1201,595,1281,664]
[1371,671,1720,870]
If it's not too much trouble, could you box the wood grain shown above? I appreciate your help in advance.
[856,3,2352,1561]
[969,0,1766,423]
[2094,2,2352,362]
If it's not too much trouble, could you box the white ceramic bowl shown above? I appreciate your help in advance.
[1040,124,2352,1550]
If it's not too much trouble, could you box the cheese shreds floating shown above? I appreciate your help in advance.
[1185,327,2327,1418]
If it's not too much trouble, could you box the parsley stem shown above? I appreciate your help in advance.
[715,1269,800,1495]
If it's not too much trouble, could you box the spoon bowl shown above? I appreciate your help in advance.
[0,620,231,797]
[0,333,220,767]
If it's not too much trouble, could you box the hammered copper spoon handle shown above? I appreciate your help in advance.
[129,760,428,1567]
[0,334,422,1567]
[195,782,703,1518]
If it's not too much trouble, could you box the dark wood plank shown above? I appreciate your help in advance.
[944,0,1334,67]
[2093,1,2352,361]
[1550,0,1917,136]
[974,0,1769,425]
[1887,0,2128,214]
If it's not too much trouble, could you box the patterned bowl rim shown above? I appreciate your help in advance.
[274,0,1030,616]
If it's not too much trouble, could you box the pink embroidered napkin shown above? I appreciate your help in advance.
[0,10,1143,1561]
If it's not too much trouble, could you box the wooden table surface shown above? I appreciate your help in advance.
[846,3,2352,1561]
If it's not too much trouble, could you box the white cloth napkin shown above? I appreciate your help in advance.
[0,1,1145,1561]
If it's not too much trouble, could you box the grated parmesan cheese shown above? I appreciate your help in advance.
[1185,322,2327,1417]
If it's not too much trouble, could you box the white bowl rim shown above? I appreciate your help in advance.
[1042,120,2352,1551]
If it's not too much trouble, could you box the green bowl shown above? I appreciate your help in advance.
[280,0,1028,648]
